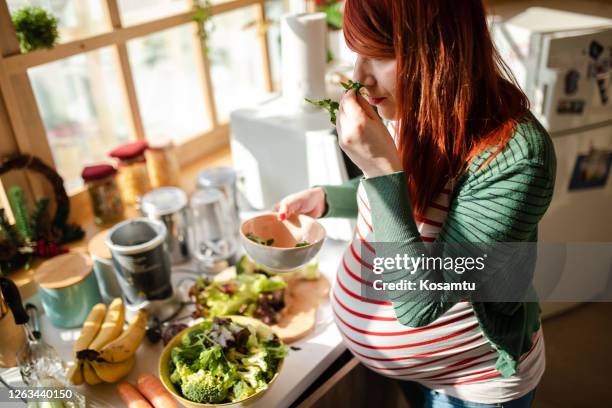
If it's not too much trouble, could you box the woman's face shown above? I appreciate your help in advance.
[353,55,397,120]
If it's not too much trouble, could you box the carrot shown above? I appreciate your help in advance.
[117,382,153,408]
[137,373,177,408]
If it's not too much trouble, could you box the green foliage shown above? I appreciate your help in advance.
[11,6,59,53]
[8,187,32,242]
[320,2,343,30]
[0,209,20,246]
[30,198,50,241]
[305,80,365,125]
[169,318,287,404]
[340,79,365,93]
[305,98,340,125]
[193,0,214,52]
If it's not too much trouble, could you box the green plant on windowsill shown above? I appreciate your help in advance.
[11,6,59,53]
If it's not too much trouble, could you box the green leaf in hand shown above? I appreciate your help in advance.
[304,81,365,125]
[305,98,340,125]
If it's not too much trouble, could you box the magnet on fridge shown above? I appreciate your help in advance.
[557,99,585,114]
[568,148,612,191]
[564,69,580,95]
[589,40,604,60]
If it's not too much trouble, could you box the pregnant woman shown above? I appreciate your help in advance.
[275,1,556,407]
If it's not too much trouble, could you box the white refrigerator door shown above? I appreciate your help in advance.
[535,28,612,134]
[539,123,612,242]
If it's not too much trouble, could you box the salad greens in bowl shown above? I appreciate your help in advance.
[189,255,320,326]
[159,316,287,407]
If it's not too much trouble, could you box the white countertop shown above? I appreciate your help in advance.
[0,238,348,408]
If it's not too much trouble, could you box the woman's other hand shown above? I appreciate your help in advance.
[273,187,327,220]
[336,89,403,178]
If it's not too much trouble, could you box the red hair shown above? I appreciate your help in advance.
[343,0,529,218]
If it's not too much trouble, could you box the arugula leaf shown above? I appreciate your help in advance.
[305,80,365,125]
[340,80,365,93]
[246,232,274,246]
[305,98,340,125]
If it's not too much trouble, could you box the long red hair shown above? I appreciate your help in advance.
[343,0,529,218]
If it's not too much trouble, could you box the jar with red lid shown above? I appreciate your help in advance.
[81,164,124,225]
[109,140,151,207]
[145,138,180,188]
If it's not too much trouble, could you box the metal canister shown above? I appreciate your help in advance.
[106,218,173,304]
[196,167,240,235]
[140,187,190,264]
[88,229,123,303]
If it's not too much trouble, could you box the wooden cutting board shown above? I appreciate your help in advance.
[272,274,330,343]
[213,268,331,343]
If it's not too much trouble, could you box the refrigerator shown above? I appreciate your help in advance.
[491,7,612,317]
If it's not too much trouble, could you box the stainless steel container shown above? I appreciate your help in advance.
[106,218,173,304]
[196,167,240,235]
[141,187,190,264]
[190,188,238,274]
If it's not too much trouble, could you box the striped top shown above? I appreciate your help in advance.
[322,114,555,378]
[330,179,546,403]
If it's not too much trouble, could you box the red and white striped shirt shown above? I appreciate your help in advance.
[330,122,545,404]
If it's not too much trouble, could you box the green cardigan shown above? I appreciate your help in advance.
[320,115,556,377]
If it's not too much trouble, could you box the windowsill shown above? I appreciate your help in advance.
[10,144,233,299]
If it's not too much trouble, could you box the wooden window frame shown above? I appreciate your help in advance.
[0,0,273,214]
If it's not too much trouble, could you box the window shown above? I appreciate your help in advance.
[29,47,132,191]
[128,24,211,143]
[0,0,274,194]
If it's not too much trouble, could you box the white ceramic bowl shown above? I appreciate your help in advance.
[240,213,325,272]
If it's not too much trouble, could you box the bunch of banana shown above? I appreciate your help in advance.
[68,298,147,385]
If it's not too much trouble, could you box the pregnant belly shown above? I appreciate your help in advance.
[331,266,500,383]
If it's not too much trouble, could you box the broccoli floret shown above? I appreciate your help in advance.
[232,379,255,401]
[181,370,229,404]
[237,365,268,390]
[170,362,194,385]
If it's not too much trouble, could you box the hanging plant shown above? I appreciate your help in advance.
[11,6,60,53]
[193,0,214,53]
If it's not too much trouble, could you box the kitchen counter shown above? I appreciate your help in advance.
[0,236,348,408]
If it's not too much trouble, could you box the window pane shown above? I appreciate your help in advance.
[29,48,132,192]
[8,0,108,43]
[264,0,291,92]
[118,0,190,26]
[209,5,269,121]
[127,24,211,143]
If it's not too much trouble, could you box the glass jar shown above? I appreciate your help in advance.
[109,140,151,207]
[81,164,124,225]
[145,140,180,188]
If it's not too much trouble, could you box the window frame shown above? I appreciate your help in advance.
[0,0,273,210]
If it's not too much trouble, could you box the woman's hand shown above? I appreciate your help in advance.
[273,187,327,220]
[336,89,403,178]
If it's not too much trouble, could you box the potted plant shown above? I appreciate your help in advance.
[11,5,59,53]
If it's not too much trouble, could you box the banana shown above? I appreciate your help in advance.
[82,361,102,385]
[91,355,135,383]
[67,361,83,385]
[88,298,125,351]
[98,310,147,363]
[74,303,107,353]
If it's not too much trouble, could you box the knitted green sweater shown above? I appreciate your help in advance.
[320,115,556,377]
